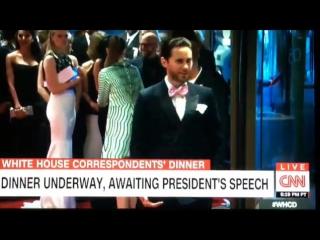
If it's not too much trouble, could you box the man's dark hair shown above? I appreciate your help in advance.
[160,37,192,60]
[2,30,17,41]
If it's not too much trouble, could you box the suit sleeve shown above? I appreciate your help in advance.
[205,89,224,169]
[130,92,150,158]
[133,65,144,91]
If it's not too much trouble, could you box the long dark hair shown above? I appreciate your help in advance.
[105,36,126,67]
[97,36,110,68]
[15,30,42,62]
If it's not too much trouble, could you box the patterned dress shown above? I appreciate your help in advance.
[98,61,144,158]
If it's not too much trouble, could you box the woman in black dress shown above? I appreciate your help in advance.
[82,31,106,158]
[86,34,116,209]
[6,30,44,158]
[94,35,110,142]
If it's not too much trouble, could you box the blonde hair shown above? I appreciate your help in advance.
[87,31,107,61]
[45,30,69,56]
[38,30,50,44]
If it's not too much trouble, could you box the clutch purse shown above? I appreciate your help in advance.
[9,106,33,119]
[58,66,76,84]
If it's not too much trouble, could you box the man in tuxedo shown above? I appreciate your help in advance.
[119,30,140,59]
[72,30,97,65]
[170,30,230,168]
[130,32,165,88]
[130,37,223,210]
[185,32,230,168]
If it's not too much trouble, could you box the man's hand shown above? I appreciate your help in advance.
[139,197,163,208]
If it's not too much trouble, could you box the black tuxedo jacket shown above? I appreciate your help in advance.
[119,32,140,60]
[194,68,230,166]
[131,80,222,166]
[72,35,89,65]
[130,56,166,88]
[131,80,222,207]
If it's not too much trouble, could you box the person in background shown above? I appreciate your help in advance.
[40,30,82,208]
[194,30,205,42]
[98,36,144,209]
[158,32,169,54]
[159,32,168,42]
[186,31,229,168]
[131,32,165,88]
[170,30,230,168]
[5,30,48,205]
[38,30,49,45]
[81,31,106,158]
[94,36,110,141]
[88,35,116,209]
[71,30,98,159]
[73,30,85,38]
[36,31,51,158]
[37,30,51,102]
[1,30,16,49]
[6,30,43,158]
[130,37,222,210]
[67,33,82,113]
[119,30,140,60]
[0,30,16,158]
[38,30,49,53]
[37,32,78,158]
[139,30,161,55]
[139,30,160,41]
[72,30,97,65]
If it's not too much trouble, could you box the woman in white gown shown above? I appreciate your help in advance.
[40,30,83,208]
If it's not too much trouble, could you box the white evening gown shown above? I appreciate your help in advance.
[40,89,76,208]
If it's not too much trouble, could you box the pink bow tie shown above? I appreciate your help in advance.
[168,85,188,98]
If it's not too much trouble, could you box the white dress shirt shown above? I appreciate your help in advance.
[85,32,90,45]
[164,76,187,121]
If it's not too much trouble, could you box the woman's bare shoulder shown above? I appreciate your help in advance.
[69,54,77,61]
[82,60,94,69]
[7,50,19,59]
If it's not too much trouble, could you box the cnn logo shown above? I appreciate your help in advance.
[275,163,310,192]
[280,175,306,187]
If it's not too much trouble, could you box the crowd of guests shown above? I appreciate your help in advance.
[0,30,230,209]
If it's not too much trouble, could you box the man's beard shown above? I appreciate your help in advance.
[143,51,155,58]
[168,70,189,84]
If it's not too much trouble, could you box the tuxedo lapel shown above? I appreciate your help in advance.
[182,83,199,123]
[82,36,89,49]
[158,81,181,126]
[131,35,140,48]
